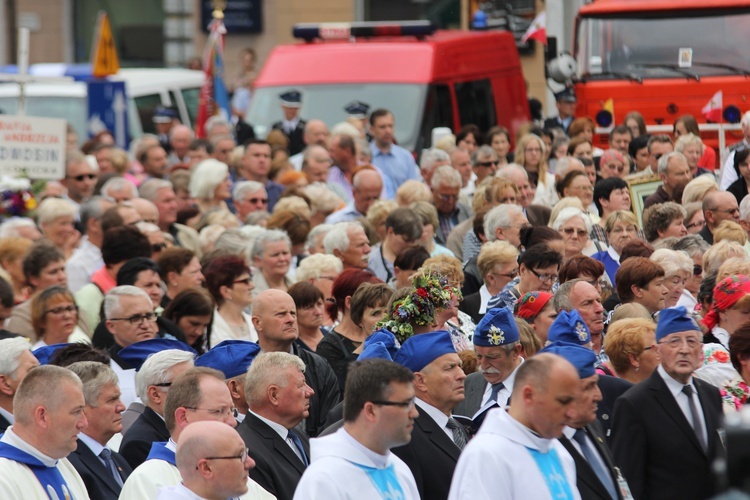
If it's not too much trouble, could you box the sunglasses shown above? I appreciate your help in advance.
[477,161,498,168]
[693,265,702,276]
[152,243,167,252]
[69,173,97,182]
[248,198,268,205]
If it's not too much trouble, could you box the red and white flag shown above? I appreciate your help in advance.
[521,12,547,46]
[702,90,723,122]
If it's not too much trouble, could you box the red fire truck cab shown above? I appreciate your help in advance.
[246,22,530,153]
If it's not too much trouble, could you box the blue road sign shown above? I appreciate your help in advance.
[87,80,129,149]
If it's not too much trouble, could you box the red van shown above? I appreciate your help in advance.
[245,21,530,153]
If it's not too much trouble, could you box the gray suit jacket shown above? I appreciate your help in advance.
[453,372,488,418]
[435,203,472,245]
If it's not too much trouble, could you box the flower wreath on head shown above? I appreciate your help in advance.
[377,271,461,344]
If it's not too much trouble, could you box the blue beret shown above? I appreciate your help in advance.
[279,90,302,107]
[656,306,701,342]
[344,101,370,118]
[358,342,393,362]
[363,329,399,358]
[394,330,456,372]
[547,310,591,346]
[195,340,260,379]
[118,338,196,371]
[539,341,597,379]
[473,307,520,347]
[32,343,69,365]
[555,87,577,103]
[152,106,178,123]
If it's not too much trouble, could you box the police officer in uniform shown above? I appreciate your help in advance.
[272,90,306,155]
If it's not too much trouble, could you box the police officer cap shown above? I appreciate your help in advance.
[394,330,456,373]
[473,307,520,347]
[32,343,69,365]
[195,340,261,379]
[344,101,370,119]
[656,306,701,342]
[119,338,196,371]
[539,341,597,379]
[279,90,302,107]
[547,310,591,346]
[555,87,577,103]
[152,106,178,123]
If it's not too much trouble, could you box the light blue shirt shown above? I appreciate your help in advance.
[325,201,363,224]
[370,141,421,199]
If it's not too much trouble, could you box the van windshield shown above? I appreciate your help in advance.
[577,10,750,79]
[246,84,426,151]
[0,96,88,138]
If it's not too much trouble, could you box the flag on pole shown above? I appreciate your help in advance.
[702,90,723,122]
[196,18,231,138]
[521,12,547,46]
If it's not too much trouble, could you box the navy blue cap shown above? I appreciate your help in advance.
[195,340,261,379]
[344,101,370,118]
[473,307,520,347]
[547,310,591,346]
[554,87,577,103]
[118,338,196,371]
[394,330,456,372]
[32,343,69,365]
[152,106,179,123]
[279,90,302,107]
[539,341,597,379]
[656,306,701,342]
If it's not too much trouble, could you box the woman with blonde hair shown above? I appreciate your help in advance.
[681,174,718,205]
[604,318,658,384]
[366,200,398,242]
[684,202,706,234]
[676,133,711,177]
[0,237,33,303]
[515,133,556,207]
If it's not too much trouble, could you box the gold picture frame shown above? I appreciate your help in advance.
[627,174,662,228]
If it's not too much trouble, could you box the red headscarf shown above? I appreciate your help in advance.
[516,291,554,322]
[702,275,750,330]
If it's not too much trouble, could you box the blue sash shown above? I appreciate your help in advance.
[350,461,406,499]
[145,441,176,466]
[0,441,76,499]
[525,446,575,500]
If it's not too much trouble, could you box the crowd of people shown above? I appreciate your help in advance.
[0,86,749,500]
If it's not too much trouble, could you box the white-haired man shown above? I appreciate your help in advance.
[233,180,269,224]
[323,222,371,270]
[0,337,39,433]
[420,147,451,186]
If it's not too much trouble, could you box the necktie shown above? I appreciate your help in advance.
[287,429,309,466]
[573,429,617,500]
[489,382,505,405]
[99,448,123,487]
[682,385,707,451]
[446,417,468,450]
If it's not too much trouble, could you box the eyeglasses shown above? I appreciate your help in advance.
[654,153,664,160]
[371,398,416,410]
[152,243,167,252]
[199,448,249,469]
[712,208,740,216]
[610,226,637,235]
[247,198,269,205]
[561,227,589,238]
[492,269,519,280]
[658,337,701,349]
[68,173,97,182]
[693,265,702,276]
[233,277,252,286]
[44,305,78,316]
[152,382,172,388]
[685,220,705,230]
[477,161,498,168]
[585,278,608,288]
[438,194,460,202]
[109,312,158,325]
[529,269,558,283]
[185,406,239,419]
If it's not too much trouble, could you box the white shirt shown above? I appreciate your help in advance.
[478,284,492,315]
[289,152,304,171]
[710,326,730,350]
[65,236,103,293]
[415,398,452,441]
[657,364,708,446]
[481,359,523,408]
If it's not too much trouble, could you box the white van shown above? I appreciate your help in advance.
[0,67,203,143]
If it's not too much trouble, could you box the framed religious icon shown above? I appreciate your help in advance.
[628,174,662,228]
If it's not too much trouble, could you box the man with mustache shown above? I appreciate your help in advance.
[65,362,132,500]
[453,307,523,421]
[323,222,372,270]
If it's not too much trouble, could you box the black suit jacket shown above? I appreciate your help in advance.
[67,439,132,500]
[610,371,722,500]
[597,375,633,439]
[119,406,170,469]
[543,117,569,134]
[272,119,306,156]
[238,412,309,500]
[459,292,483,325]
[698,224,714,245]
[391,407,462,500]
[294,344,341,438]
[0,412,11,433]
[559,420,622,500]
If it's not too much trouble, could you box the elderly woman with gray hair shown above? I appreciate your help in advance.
[650,248,694,308]
[550,206,605,261]
[672,234,710,310]
[189,158,233,215]
[251,228,293,296]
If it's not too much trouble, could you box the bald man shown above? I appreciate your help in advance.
[326,168,383,224]
[168,125,194,166]
[130,198,160,226]
[253,289,339,437]
[157,421,259,500]
[290,120,330,170]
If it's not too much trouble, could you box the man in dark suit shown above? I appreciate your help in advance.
[391,330,466,500]
[543,342,626,500]
[119,348,195,469]
[596,374,632,439]
[271,89,306,155]
[238,352,312,500]
[611,307,723,500]
[454,308,523,423]
[66,361,133,500]
[0,337,39,432]
[543,88,576,135]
